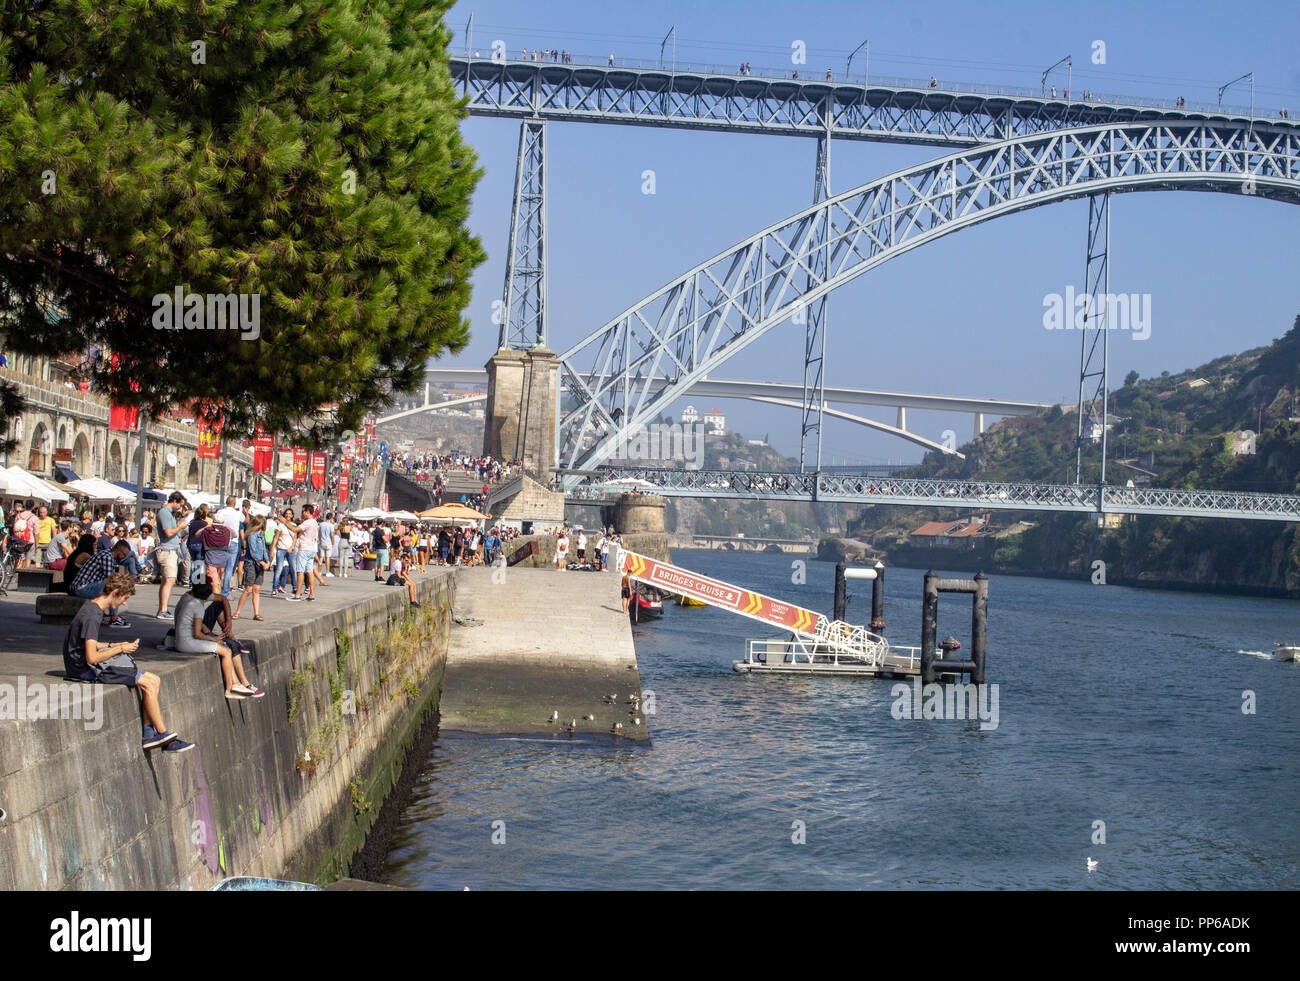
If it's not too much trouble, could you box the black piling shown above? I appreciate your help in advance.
[834,562,847,621]
[920,569,989,684]
[870,561,886,632]
[921,570,939,683]
[971,572,988,685]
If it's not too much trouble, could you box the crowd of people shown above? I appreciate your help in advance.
[0,491,517,755]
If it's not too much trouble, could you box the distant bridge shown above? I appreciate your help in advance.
[405,368,1046,453]
[561,467,1300,523]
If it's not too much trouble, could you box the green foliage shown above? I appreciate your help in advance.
[349,778,372,816]
[0,0,484,440]
[288,668,310,723]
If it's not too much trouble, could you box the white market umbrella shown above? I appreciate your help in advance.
[3,466,70,503]
[66,477,137,505]
[350,507,383,520]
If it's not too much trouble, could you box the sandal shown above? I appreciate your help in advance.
[254,615,265,621]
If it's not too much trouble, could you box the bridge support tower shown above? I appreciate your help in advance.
[483,346,558,476]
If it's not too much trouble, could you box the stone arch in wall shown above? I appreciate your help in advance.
[28,420,51,473]
[186,458,199,488]
[107,439,123,482]
[72,432,92,475]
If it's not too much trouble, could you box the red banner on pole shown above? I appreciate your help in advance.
[365,416,376,441]
[309,452,326,490]
[380,492,389,513]
[292,448,308,483]
[621,550,823,635]
[253,430,274,474]
[107,353,140,431]
[338,460,350,504]
[196,403,222,460]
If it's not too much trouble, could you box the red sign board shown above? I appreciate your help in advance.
[364,416,376,442]
[309,452,327,490]
[338,461,350,503]
[253,430,274,474]
[380,492,389,513]
[291,448,308,483]
[196,403,222,460]
[621,550,822,635]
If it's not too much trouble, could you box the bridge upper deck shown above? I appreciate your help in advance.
[453,57,1299,148]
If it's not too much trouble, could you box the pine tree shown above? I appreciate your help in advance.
[0,0,484,446]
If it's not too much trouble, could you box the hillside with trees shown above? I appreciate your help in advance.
[845,316,1300,595]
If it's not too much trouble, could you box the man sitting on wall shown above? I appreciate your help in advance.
[62,568,193,753]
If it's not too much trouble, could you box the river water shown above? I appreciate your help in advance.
[382,552,1300,889]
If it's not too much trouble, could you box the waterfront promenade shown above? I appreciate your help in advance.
[0,571,456,889]
[0,560,647,888]
[442,566,650,742]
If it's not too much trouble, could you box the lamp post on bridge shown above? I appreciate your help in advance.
[1041,55,1072,100]
[659,25,676,72]
[846,40,869,87]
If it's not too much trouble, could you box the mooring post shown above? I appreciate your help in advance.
[921,570,938,684]
[871,560,885,632]
[972,571,988,685]
[834,561,847,621]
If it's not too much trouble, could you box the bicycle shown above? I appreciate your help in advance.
[0,539,29,596]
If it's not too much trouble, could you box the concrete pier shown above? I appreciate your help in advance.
[441,566,649,742]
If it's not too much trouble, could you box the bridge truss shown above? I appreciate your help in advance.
[553,122,1299,479]
[566,467,1300,522]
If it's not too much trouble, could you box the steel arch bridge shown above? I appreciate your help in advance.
[554,121,1300,484]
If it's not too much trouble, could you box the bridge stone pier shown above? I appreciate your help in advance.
[483,346,557,475]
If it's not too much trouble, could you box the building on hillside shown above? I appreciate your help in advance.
[909,514,991,548]
[703,407,726,435]
[1230,430,1256,455]
[681,405,700,425]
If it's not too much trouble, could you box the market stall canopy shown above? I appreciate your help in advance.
[349,507,383,520]
[66,477,137,504]
[385,510,420,521]
[2,466,70,503]
[416,502,489,521]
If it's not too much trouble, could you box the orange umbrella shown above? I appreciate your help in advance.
[415,502,490,521]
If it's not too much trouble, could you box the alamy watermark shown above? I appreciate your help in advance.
[0,678,103,730]
[152,287,261,340]
[890,678,1000,731]
[609,422,706,468]
[1042,285,1150,341]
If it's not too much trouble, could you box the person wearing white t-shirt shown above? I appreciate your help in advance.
[556,531,569,571]
[213,496,244,597]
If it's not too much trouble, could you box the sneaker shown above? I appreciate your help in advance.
[409,601,421,608]
[305,596,314,602]
[107,616,130,628]
[224,689,248,700]
[284,594,302,602]
[142,727,178,750]
[156,610,175,621]
[232,684,265,698]
[162,737,195,753]
[325,572,335,578]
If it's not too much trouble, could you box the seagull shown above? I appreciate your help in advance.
[584,713,595,721]
[612,722,623,731]
[549,710,558,722]
[633,717,641,725]
[1086,857,1098,872]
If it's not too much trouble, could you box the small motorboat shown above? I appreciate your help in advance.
[676,594,707,608]
[1273,642,1300,662]
[628,588,664,622]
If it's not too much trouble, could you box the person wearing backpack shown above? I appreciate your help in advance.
[13,500,37,569]
[198,518,234,598]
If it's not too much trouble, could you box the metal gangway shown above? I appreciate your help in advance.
[619,549,915,676]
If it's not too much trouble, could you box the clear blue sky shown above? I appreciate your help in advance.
[439,0,1300,464]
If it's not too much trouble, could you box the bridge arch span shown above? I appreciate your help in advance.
[557,122,1299,481]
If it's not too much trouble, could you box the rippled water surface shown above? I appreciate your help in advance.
[383,553,1300,889]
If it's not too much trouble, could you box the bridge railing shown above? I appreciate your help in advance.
[455,55,1288,120]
